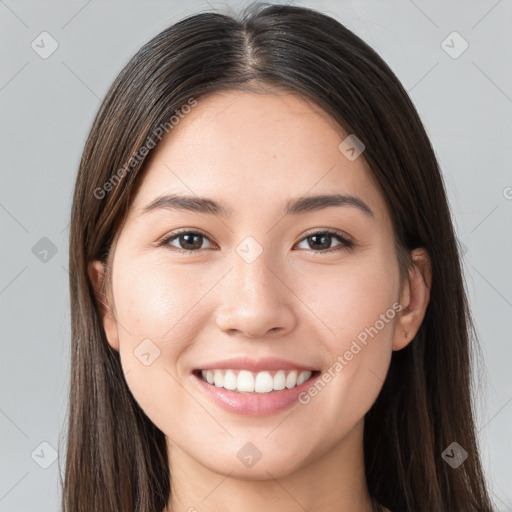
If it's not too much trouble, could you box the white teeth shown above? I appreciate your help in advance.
[223,369,237,390]
[213,369,224,387]
[285,370,298,389]
[199,368,313,393]
[297,370,310,386]
[254,371,274,393]
[237,370,255,392]
[273,370,286,390]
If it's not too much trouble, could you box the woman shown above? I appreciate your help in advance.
[61,3,495,511]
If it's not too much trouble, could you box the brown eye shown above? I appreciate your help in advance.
[295,230,354,253]
[159,230,214,253]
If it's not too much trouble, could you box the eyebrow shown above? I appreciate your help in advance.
[140,193,374,219]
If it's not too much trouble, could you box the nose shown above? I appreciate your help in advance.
[214,251,297,340]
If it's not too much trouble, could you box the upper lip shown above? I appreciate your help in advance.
[194,356,319,373]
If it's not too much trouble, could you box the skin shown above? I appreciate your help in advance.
[90,89,431,512]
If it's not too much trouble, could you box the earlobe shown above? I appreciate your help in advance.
[393,248,432,351]
[88,260,120,351]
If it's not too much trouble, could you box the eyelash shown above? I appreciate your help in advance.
[157,228,355,255]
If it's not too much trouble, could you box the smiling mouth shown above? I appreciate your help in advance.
[192,368,321,394]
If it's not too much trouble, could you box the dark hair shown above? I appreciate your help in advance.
[61,3,495,511]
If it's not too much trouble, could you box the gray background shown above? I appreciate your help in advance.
[0,0,511,510]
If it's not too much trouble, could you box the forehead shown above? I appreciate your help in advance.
[129,89,385,220]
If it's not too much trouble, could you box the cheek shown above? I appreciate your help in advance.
[113,257,209,347]
[111,257,211,430]
[292,251,399,421]
[294,250,400,348]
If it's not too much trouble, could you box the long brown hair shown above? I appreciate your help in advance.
[60,3,495,511]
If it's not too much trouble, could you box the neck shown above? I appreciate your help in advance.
[164,419,378,512]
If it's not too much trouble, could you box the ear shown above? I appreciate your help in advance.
[393,248,432,351]
[88,260,120,351]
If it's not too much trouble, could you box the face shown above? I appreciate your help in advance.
[91,89,421,480]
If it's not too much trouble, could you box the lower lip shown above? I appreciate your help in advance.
[192,371,321,416]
